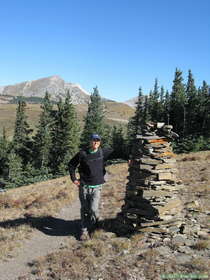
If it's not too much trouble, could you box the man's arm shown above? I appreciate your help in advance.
[68,152,80,184]
[102,147,114,160]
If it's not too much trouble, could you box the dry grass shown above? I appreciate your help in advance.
[176,151,210,189]
[0,176,76,259]
[192,240,210,250]
[176,150,210,213]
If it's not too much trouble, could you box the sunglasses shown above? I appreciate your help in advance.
[92,138,101,142]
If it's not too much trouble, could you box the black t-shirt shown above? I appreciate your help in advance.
[68,147,113,185]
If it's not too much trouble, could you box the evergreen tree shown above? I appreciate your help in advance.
[7,150,23,188]
[13,100,33,165]
[127,87,145,142]
[163,90,170,124]
[111,125,126,159]
[142,95,151,124]
[185,70,198,134]
[199,81,210,136]
[0,128,9,179]
[80,87,106,148]
[148,79,164,122]
[127,87,146,156]
[170,68,186,136]
[159,86,165,121]
[50,92,80,175]
[101,123,112,148]
[33,92,54,171]
[57,91,80,174]
[50,97,65,174]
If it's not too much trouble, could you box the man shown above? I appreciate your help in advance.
[68,133,113,240]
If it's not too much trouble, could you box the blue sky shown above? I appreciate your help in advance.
[0,0,209,101]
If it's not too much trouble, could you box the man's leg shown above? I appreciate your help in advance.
[89,187,102,228]
[78,186,90,238]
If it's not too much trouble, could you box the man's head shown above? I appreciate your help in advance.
[90,134,101,151]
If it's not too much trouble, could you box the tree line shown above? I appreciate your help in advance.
[0,68,209,189]
[128,68,210,153]
[0,87,127,189]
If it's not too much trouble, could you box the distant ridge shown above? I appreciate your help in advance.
[124,96,138,108]
[0,75,90,104]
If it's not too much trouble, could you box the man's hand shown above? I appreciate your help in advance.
[73,180,80,187]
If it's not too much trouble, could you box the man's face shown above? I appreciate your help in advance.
[90,138,101,150]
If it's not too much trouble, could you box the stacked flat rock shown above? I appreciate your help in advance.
[118,122,185,235]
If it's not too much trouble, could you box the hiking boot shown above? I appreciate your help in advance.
[80,229,90,241]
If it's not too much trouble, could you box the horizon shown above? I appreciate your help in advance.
[0,0,210,102]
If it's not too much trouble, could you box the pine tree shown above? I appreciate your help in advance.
[33,92,54,172]
[142,95,151,124]
[7,150,23,188]
[80,86,106,148]
[50,97,65,174]
[163,90,170,124]
[127,87,145,141]
[0,128,9,179]
[149,79,162,122]
[101,123,112,148]
[111,125,126,159]
[50,92,80,175]
[185,70,198,134]
[170,68,186,136]
[58,91,80,174]
[13,100,33,165]
[199,81,210,136]
[159,86,165,122]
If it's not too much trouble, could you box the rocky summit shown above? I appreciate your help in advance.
[0,75,90,104]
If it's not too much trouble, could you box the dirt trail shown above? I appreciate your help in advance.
[0,198,81,280]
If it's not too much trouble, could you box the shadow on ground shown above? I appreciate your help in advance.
[0,216,81,240]
[0,216,135,240]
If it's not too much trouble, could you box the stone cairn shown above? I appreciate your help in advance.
[118,122,185,236]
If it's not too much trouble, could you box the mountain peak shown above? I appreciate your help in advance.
[0,76,90,104]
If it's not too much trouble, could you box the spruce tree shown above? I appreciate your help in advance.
[50,98,65,174]
[170,68,186,136]
[80,86,106,148]
[13,100,33,165]
[142,95,151,124]
[33,92,54,172]
[111,125,126,159]
[186,70,198,134]
[50,92,80,175]
[127,87,144,140]
[159,86,165,122]
[7,150,23,188]
[100,123,112,148]
[0,128,9,179]
[58,91,80,174]
[199,81,210,136]
[163,90,170,124]
[148,79,162,122]
[127,87,146,154]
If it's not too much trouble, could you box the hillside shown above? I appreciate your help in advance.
[0,101,135,138]
[0,151,209,279]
